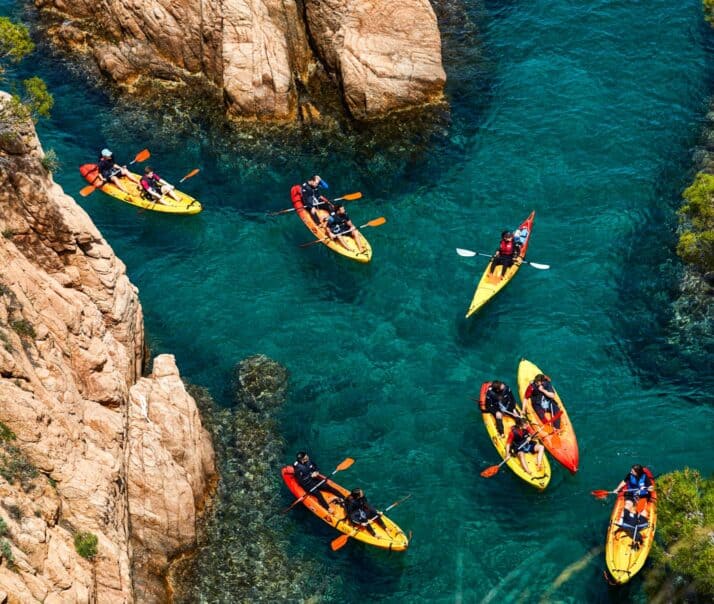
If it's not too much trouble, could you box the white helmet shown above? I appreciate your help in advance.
[101,148,112,158]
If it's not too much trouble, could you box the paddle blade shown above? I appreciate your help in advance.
[133,149,150,163]
[336,457,355,472]
[340,192,362,201]
[529,261,550,270]
[180,168,200,182]
[480,465,501,478]
[543,410,563,425]
[591,490,611,499]
[330,534,350,551]
[456,247,477,257]
[80,185,97,197]
[365,216,386,228]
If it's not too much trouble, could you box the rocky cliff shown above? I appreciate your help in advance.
[0,95,215,602]
[34,0,446,122]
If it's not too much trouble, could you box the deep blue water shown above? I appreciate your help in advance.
[3,0,714,601]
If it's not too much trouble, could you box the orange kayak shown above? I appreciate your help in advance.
[280,466,408,551]
[517,359,579,473]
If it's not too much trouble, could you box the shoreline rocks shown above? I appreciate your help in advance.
[34,0,446,122]
[0,94,216,602]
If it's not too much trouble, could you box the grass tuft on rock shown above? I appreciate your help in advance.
[74,531,98,560]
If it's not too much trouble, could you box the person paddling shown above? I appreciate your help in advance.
[488,230,522,278]
[293,451,344,511]
[343,488,387,536]
[524,373,562,430]
[612,465,654,547]
[321,203,366,254]
[485,380,522,436]
[140,166,180,204]
[507,418,545,475]
[96,148,140,194]
[301,175,330,224]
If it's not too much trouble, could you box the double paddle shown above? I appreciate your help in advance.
[267,192,363,216]
[80,148,150,197]
[330,493,412,551]
[456,248,550,270]
[281,457,355,514]
[480,411,563,478]
[299,216,386,248]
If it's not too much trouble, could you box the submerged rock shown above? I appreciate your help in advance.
[170,357,334,602]
[232,353,288,412]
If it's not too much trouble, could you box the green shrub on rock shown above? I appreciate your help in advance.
[645,468,714,601]
[678,172,714,271]
[73,531,98,560]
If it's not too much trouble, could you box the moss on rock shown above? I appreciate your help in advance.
[644,468,714,602]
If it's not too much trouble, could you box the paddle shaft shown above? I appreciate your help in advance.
[481,411,562,477]
[268,192,362,216]
[331,494,411,550]
[282,458,354,514]
[299,217,384,248]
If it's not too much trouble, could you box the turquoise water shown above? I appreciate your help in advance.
[4,0,714,601]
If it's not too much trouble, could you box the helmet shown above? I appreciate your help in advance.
[101,148,112,158]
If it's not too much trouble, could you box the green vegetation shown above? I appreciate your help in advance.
[10,318,35,339]
[0,539,13,567]
[678,172,714,271]
[40,148,59,173]
[73,531,98,560]
[645,468,714,601]
[706,0,714,23]
[1,228,14,239]
[0,516,7,537]
[0,421,15,442]
[0,444,38,490]
[0,17,53,125]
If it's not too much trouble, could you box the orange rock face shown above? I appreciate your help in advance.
[0,95,215,602]
[35,0,445,120]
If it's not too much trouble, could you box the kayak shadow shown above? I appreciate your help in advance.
[453,305,503,348]
[292,239,373,306]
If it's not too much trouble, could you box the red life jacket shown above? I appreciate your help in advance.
[498,239,515,256]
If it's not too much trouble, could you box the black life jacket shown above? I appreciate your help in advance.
[98,157,119,179]
[301,183,320,208]
[511,427,530,447]
[345,497,370,523]
[293,459,318,485]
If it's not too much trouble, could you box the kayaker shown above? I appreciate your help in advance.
[96,148,140,194]
[301,175,330,224]
[507,418,545,475]
[343,488,387,536]
[321,203,366,254]
[293,452,344,511]
[488,230,521,278]
[524,373,562,430]
[140,166,181,204]
[614,464,654,521]
[485,380,522,436]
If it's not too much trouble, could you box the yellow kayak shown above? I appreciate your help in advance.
[80,164,202,214]
[466,211,535,317]
[477,382,551,490]
[290,185,372,263]
[605,474,657,584]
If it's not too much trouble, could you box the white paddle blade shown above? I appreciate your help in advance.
[456,248,477,257]
[529,262,550,270]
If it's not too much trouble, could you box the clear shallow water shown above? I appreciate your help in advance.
[4,0,714,601]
